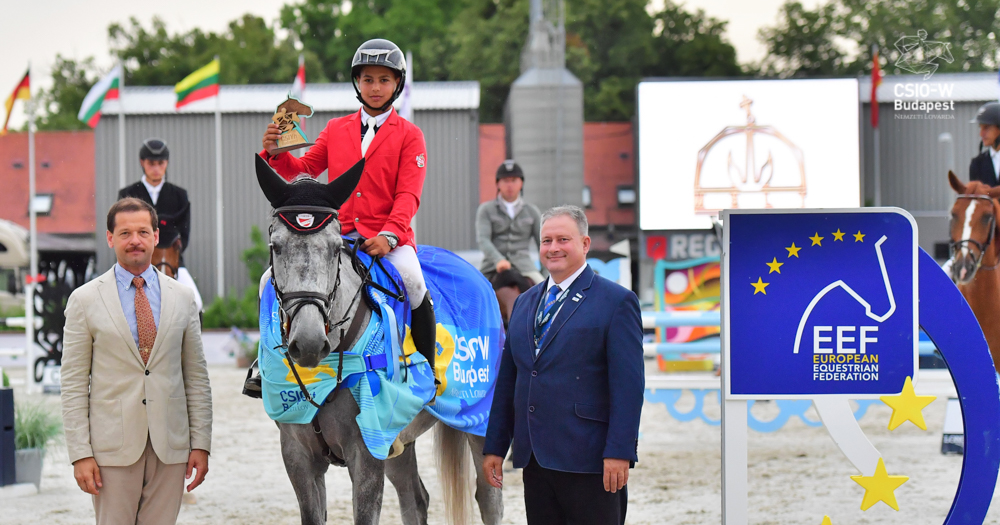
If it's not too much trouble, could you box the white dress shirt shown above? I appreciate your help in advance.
[990,147,1000,181]
[361,107,393,129]
[141,176,164,205]
[502,197,521,219]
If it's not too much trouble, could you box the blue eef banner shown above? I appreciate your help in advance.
[726,210,917,397]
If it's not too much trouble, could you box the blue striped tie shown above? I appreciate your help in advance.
[537,285,562,347]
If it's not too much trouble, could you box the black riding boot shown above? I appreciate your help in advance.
[411,293,441,397]
[242,359,262,399]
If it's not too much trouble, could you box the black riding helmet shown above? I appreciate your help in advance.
[351,39,406,112]
[973,102,1000,149]
[496,159,524,181]
[139,138,169,161]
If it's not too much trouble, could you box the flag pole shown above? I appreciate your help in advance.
[872,44,881,207]
[118,62,126,189]
[25,64,38,393]
[214,55,224,299]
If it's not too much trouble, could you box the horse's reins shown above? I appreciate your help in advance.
[950,195,1000,278]
[269,205,405,409]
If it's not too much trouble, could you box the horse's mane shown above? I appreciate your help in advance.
[963,180,993,196]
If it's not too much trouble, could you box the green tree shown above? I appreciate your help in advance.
[35,55,100,131]
[109,14,325,87]
[279,0,465,84]
[446,0,530,122]
[759,0,1000,77]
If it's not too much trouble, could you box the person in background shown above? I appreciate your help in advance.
[969,102,1000,187]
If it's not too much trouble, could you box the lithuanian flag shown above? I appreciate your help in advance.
[2,70,30,136]
[175,59,219,109]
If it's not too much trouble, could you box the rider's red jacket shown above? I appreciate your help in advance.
[262,108,427,248]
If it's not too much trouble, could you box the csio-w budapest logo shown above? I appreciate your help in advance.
[724,209,918,398]
[296,214,315,228]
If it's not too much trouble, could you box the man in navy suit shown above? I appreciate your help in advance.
[483,205,644,524]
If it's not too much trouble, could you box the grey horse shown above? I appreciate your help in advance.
[254,155,503,525]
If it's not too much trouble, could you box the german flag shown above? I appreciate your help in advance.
[2,70,30,135]
[175,59,219,109]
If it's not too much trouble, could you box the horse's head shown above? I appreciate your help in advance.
[948,171,1000,284]
[153,211,185,279]
[256,154,365,367]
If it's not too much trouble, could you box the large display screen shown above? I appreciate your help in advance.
[638,79,861,231]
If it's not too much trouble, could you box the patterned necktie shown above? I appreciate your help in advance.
[537,285,562,348]
[133,276,157,364]
[361,117,377,157]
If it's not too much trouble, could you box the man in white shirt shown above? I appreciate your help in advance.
[476,160,546,288]
[969,102,1000,187]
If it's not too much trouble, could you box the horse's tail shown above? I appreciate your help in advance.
[435,422,472,525]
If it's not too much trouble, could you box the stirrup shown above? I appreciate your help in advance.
[242,359,263,399]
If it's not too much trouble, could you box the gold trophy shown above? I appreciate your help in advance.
[271,95,315,153]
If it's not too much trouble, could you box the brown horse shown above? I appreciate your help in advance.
[153,237,182,279]
[489,268,536,328]
[947,171,1000,372]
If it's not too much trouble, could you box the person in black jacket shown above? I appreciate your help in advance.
[118,139,191,257]
[969,102,1000,187]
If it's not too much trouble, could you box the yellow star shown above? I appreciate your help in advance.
[880,376,936,430]
[832,229,846,241]
[850,457,908,511]
[283,358,337,385]
[766,257,784,274]
[854,230,865,242]
[820,517,832,525]
[785,242,802,258]
[809,232,824,246]
[751,277,769,295]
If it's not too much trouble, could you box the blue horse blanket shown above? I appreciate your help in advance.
[259,244,504,459]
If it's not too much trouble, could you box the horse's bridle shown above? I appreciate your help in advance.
[153,257,178,279]
[950,194,1000,280]
[268,205,404,409]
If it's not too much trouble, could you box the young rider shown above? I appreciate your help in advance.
[476,160,546,291]
[249,38,440,395]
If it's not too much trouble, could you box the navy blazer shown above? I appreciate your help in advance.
[483,265,645,474]
[969,150,998,187]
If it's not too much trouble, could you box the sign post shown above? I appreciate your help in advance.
[722,208,918,523]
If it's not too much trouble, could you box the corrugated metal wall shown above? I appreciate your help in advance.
[861,101,985,251]
[95,108,478,300]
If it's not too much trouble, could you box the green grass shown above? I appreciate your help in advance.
[14,399,63,451]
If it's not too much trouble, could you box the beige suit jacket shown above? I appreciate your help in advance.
[61,266,212,467]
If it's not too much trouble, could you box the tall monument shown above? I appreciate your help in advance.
[507,0,584,211]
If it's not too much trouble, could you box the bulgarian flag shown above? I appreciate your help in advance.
[2,69,30,136]
[175,58,220,109]
[77,64,123,128]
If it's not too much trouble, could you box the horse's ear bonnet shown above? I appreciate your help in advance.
[255,153,365,210]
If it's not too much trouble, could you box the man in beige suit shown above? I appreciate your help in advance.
[61,197,212,524]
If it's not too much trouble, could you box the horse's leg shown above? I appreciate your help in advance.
[278,422,331,525]
[320,391,386,525]
[384,441,430,525]
[466,433,503,525]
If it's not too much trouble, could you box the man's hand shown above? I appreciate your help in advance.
[482,454,504,489]
[495,259,512,273]
[362,236,392,258]
[73,457,102,495]
[262,123,281,156]
[186,449,209,492]
[603,458,629,493]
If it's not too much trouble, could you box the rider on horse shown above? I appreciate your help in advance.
[249,38,442,396]
[476,160,546,292]
[119,139,191,264]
